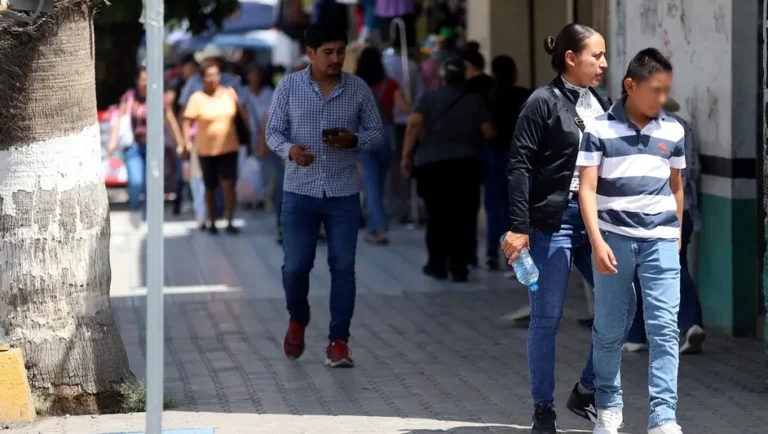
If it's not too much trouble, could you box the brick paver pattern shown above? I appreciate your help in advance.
[18,210,768,433]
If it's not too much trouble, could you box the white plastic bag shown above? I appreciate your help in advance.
[236,153,263,204]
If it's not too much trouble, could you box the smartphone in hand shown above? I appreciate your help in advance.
[322,128,339,139]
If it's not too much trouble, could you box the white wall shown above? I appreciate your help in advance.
[608,0,733,160]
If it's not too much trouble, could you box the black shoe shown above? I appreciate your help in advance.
[422,264,448,281]
[451,273,468,283]
[208,224,219,235]
[566,382,597,423]
[486,256,500,271]
[531,405,557,434]
[198,222,208,231]
[225,224,240,235]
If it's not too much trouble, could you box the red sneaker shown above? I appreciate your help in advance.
[324,340,354,368]
[283,320,306,360]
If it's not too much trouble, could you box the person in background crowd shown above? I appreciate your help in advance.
[244,64,274,203]
[266,23,384,368]
[463,49,493,104]
[163,83,186,216]
[272,65,287,86]
[173,55,199,117]
[501,24,610,433]
[485,55,531,273]
[178,45,247,110]
[356,46,412,245]
[107,66,185,229]
[401,57,495,282]
[464,40,481,54]
[246,64,282,243]
[383,32,422,225]
[578,48,685,434]
[257,110,285,244]
[623,96,705,355]
[183,60,250,235]
[421,27,459,90]
[462,48,494,268]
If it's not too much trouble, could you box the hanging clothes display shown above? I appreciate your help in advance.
[376,0,416,47]
[357,0,379,41]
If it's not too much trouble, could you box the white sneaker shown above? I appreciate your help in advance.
[679,325,705,354]
[649,422,682,434]
[129,210,143,230]
[622,342,649,352]
[593,408,623,434]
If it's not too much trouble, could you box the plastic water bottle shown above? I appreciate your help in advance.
[500,233,539,292]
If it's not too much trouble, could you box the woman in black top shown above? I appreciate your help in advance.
[501,24,610,433]
[401,57,495,282]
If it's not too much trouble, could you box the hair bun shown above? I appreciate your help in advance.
[543,36,556,55]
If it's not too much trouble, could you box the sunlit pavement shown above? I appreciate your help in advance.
[16,207,768,433]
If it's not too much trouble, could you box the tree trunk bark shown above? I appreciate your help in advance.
[0,1,134,414]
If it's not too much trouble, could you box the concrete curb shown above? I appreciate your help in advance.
[0,348,36,423]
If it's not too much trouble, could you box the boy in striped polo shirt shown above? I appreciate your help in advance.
[577,48,685,434]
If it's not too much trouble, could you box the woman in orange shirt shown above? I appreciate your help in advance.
[183,59,249,234]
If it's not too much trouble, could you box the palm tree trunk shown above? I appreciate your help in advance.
[0,1,133,414]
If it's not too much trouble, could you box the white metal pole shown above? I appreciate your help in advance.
[388,17,420,227]
[143,0,165,431]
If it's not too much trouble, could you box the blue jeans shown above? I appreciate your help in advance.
[483,148,510,258]
[592,231,680,429]
[281,192,361,342]
[528,198,596,408]
[360,133,392,233]
[124,144,147,215]
[627,210,703,343]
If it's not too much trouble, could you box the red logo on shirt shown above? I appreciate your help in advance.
[658,143,668,155]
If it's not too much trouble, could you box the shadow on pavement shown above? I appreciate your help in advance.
[106,205,768,434]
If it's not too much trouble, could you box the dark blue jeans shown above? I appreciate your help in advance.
[483,148,510,257]
[528,198,595,408]
[627,210,704,343]
[360,131,392,234]
[281,191,361,342]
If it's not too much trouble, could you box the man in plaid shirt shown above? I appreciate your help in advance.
[266,22,384,368]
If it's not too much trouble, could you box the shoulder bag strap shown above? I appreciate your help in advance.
[427,90,466,132]
[550,85,585,132]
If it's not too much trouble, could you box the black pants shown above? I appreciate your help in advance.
[417,158,482,277]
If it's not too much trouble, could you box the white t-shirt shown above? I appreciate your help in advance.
[562,78,605,191]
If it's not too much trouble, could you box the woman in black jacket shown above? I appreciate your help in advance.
[501,24,610,433]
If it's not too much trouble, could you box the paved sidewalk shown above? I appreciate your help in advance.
[16,210,768,433]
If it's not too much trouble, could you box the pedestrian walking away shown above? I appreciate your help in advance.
[401,56,495,283]
[266,22,384,368]
[502,23,611,434]
[578,48,685,434]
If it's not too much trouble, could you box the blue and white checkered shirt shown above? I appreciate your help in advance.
[266,67,384,198]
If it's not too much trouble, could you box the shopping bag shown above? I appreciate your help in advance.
[236,155,263,204]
